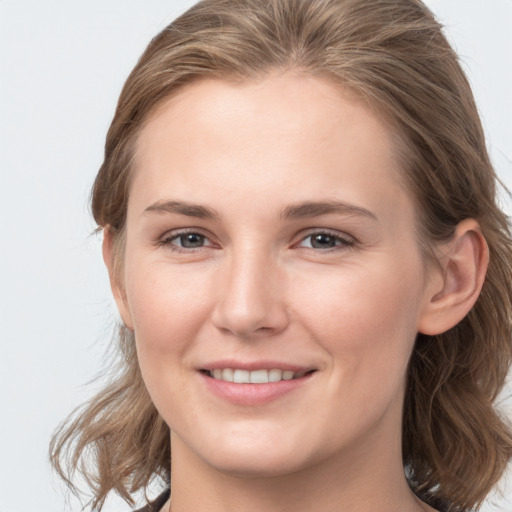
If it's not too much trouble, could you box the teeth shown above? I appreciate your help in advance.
[208,368,308,383]
[250,369,269,383]
[222,368,234,382]
[268,369,282,382]
[233,369,250,383]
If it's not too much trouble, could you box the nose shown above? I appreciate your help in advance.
[211,250,289,338]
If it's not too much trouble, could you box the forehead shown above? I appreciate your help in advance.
[136,73,393,161]
[130,73,414,228]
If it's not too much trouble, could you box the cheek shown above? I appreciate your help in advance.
[289,263,424,443]
[122,258,216,413]
[124,257,214,357]
[291,257,424,381]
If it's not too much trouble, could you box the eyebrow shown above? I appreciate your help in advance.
[281,200,377,220]
[143,199,377,222]
[144,200,220,220]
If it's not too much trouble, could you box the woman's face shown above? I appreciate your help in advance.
[113,73,440,477]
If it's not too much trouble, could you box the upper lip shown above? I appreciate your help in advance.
[199,360,315,372]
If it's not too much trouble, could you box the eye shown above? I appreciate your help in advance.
[298,231,355,250]
[157,230,215,251]
[174,232,207,248]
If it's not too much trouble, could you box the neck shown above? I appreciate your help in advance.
[167,419,432,512]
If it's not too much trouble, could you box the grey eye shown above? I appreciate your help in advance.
[298,232,354,250]
[177,233,205,248]
[308,233,338,249]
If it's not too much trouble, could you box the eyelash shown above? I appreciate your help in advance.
[296,230,356,251]
[156,229,215,253]
[156,228,356,254]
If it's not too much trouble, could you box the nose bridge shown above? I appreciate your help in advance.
[212,243,288,337]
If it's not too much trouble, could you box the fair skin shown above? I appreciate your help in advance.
[104,73,487,512]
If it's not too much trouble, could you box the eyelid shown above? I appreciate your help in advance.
[294,228,357,250]
[154,227,356,252]
[156,227,218,250]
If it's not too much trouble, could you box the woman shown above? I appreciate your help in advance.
[50,0,512,511]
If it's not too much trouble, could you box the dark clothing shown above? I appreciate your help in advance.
[133,489,170,512]
[133,488,450,511]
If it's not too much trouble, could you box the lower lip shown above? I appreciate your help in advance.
[199,372,314,405]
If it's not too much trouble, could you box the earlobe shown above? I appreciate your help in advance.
[418,219,489,336]
[102,228,134,331]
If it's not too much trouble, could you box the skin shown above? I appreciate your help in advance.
[105,72,488,512]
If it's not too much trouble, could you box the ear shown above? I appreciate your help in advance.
[418,219,489,335]
[102,228,134,331]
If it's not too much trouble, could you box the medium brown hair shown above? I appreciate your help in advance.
[50,0,512,510]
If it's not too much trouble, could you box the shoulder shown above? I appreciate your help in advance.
[133,489,170,512]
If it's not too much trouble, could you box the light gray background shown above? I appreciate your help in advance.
[1,1,511,510]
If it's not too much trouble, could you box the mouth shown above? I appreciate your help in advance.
[198,361,318,405]
[200,368,316,384]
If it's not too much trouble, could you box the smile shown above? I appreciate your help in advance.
[204,368,311,383]
[200,367,316,405]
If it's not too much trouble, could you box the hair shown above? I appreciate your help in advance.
[50,0,512,510]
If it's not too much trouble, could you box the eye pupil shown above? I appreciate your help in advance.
[311,234,336,248]
[180,233,204,248]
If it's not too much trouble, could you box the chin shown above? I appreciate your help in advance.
[206,449,310,479]
[189,424,318,478]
